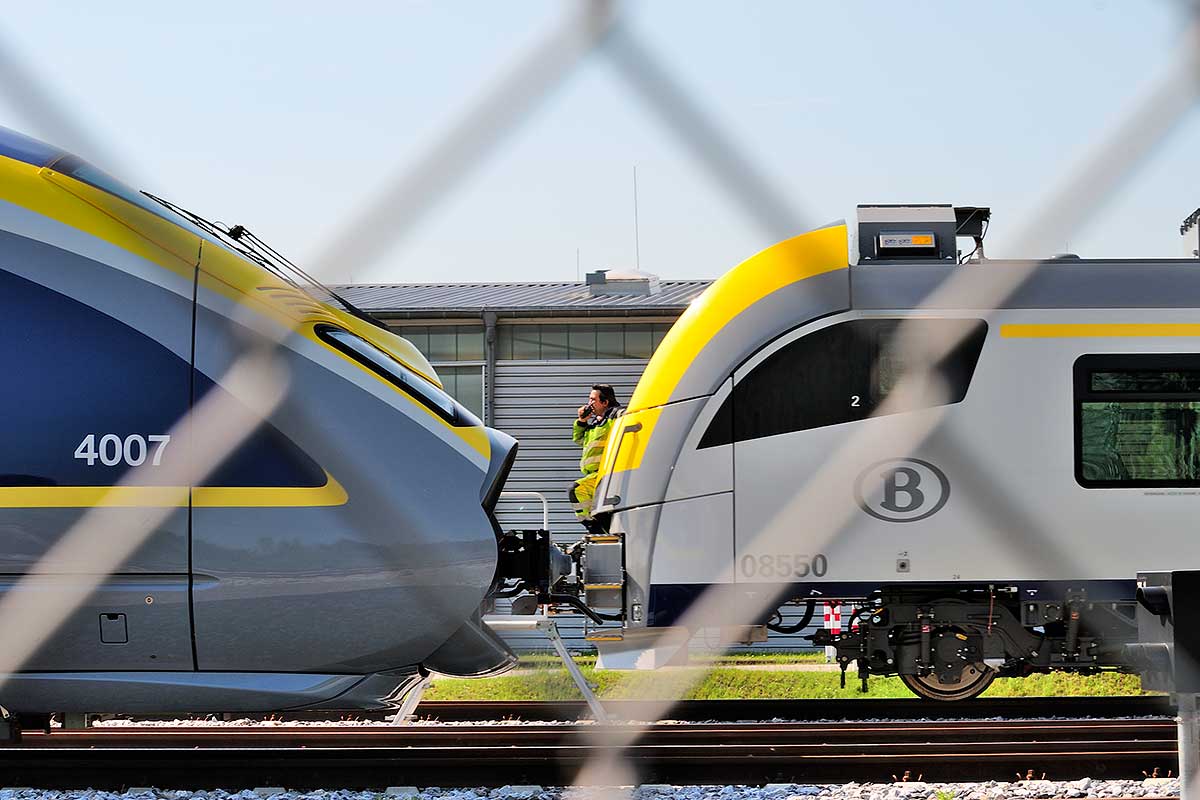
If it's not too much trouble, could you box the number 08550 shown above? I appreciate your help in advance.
[739,553,828,579]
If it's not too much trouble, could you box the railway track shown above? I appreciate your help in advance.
[0,716,1181,789]
[81,695,1175,725]
[408,695,1175,722]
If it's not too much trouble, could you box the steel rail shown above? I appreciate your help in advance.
[82,695,1174,725]
[0,718,1180,789]
[409,696,1175,722]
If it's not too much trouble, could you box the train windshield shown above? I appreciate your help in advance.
[47,154,227,247]
[39,143,383,331]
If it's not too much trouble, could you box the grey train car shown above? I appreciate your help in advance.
[584,204,1200,700]
[0,127,520,715]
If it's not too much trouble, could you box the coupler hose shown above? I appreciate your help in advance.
[767,599,817,634]
[543,592,622,624]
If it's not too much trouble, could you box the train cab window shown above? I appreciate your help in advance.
[1076,354,1200,486]
[47,154,218,243]
[700,318,988,447]
[317,326,481,426]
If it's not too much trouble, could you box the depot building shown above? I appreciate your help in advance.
[336,270,709,536]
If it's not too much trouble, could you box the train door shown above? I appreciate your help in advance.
[0,246,196,672]
[189,249,357,673]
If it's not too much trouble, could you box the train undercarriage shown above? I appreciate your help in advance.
[809,585,1138,700]
[493,529,1143,702]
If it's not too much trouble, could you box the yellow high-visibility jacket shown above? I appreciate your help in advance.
[572,411,617,475]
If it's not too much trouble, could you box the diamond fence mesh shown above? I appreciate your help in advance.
[0,1,1197,791]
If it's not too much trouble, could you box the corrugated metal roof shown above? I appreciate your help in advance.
[331,280,711,314]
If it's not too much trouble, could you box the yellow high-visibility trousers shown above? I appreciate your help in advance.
[568,473,599,520]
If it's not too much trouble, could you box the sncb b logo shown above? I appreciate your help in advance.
[854,458,950,523]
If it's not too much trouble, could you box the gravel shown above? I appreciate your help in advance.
[86,714,1171,728]
[0,781,1181,800]
[89,718,583,728]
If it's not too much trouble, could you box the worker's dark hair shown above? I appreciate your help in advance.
[592,383,620,409]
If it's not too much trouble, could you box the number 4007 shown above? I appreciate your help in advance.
[74,434,171,467]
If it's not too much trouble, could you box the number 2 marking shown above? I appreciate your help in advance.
[850,395,861,407]
[74,434,171,467]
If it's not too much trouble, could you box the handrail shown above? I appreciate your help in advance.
[602,421,642,506]
[499,490,550,530]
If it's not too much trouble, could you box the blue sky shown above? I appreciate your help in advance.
[1,2,1196,283]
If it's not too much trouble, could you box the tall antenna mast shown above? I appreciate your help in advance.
[633,165,641,269]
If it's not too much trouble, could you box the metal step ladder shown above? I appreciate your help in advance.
[394,491,609,724]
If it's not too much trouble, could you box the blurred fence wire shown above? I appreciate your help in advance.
[0,0,1198,793]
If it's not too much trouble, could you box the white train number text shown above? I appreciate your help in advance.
[74,434,172,467]
[740,553,828,579]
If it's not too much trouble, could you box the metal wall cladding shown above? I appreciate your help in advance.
[491,358,646,649]
[493,358,649,534]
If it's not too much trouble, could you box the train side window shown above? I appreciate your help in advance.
[1075,354,1200,487]
[0,268,191,486]
[699,318,987,447]
[317,325,481,427]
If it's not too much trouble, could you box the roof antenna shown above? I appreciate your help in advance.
[953,206,990,264]
[633,165,641,270]
[1183,207,1200,257]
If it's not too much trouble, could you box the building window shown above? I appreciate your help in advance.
[437,365,485,420]
[700,318,988,448]
[1076,354,1200,486]
[392,325,485,362]
[496,322,675,360]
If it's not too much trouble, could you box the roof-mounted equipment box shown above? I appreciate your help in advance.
[857,204,958,263]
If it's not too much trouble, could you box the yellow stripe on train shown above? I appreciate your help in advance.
[0,471,349,508]
[1002,323,1200,338]
[626,224,848,415]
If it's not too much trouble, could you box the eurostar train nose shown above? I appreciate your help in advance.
[0,124,536,714]
[420,425,520,678]
[481,427,519,524]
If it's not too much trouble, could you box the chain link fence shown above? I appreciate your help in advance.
[0,1,1198,793]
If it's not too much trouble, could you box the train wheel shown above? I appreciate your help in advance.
[900,663,995,701]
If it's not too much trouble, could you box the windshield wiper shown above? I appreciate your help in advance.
[142,191,386,330]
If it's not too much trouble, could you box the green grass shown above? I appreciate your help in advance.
[424,654,1148,701]
[684,651,828,665]
[513,651,827,666]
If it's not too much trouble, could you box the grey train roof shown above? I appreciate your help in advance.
[852,259,1200,309]
[336,259,1200,317]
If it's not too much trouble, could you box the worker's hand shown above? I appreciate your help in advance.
[578,404,591,419]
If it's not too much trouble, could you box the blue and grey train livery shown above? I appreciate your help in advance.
[0,127,521,714]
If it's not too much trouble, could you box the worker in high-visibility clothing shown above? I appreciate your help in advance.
[569,383,620,533]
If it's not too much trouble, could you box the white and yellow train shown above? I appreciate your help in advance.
[581,204,1200,700]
